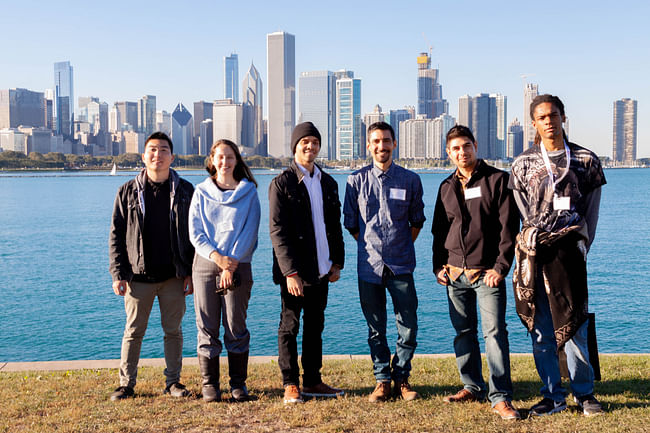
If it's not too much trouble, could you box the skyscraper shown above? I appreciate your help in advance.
[115,101,138,131]
[334,70,362,160]
[416,52,447,119]
[492,93,507,159]
[507,118,524,158]
[267,31,295,158]
[138,95,156,137]
[193,101,214,153]
[298,70,336,159]
[224,53,239,103]
[242,62,264,155]
[388,106,414,159]
[54,61,74,137]
[0,88,45,129]
[212,99,243,149]
[399,113,455,159]
[613,98,637,164]
[458,93,507,159]
[171,103,193,155]
[523,82,539,151]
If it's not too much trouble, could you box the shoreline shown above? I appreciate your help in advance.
[1,352,645,372]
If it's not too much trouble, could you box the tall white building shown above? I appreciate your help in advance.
[335,70,362,160]
[155,110,171,136]
[212,99,243,148]
[399,113,455,159]
[298,70,336,159]
[266,31,295,158]
[523,83,539,151]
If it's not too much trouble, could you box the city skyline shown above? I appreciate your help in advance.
[1,0,648,157]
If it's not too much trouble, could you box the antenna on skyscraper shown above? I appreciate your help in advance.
[421,33,433,57]
[520,73,535,84]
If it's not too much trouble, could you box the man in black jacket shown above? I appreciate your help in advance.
[108,132,194,401]
[269,122,345,404]
[432,125,521,420]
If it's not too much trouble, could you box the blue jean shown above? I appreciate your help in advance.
[447,273,513,405]
[531,271,594,402]
[358,271,418,382]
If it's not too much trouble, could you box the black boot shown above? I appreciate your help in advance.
[228,351,250,401]
[198,355,220,402]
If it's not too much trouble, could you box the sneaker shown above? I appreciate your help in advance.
[368,381,391,403]
[529,398,567,417]
[493,401,521,420]
[443,388,479,403]
[283,384,303,404]
[110,386,134,401]
[302,382,345,398]
[393,379,419,401]
[574,394,603,416]
[164,382,190,398]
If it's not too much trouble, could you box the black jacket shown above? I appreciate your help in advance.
[268,161,344,285]
[432,159,519,277]
[109,168,194,282]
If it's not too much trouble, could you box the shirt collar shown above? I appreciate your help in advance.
[371,162,394,179]
[296,161,321,182]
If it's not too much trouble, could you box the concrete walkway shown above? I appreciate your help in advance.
[0,354,455,372]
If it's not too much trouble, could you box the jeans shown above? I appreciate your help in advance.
[358,270,418,382]
[119,277,186,388]
[531,270,594,401]
[446,273,513,405]
[278,277,329,387]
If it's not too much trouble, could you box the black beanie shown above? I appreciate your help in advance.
[291,122,321,154]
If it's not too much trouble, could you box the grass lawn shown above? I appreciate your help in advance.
[1,354,648,432]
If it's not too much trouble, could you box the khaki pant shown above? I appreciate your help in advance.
[119,277,186,388]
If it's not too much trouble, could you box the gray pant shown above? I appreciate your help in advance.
[192,254,252,359]
[119,277,186,388]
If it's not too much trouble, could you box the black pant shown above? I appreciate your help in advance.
[277,277,329,387]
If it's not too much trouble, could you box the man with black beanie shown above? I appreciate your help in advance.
[269,122,345,404]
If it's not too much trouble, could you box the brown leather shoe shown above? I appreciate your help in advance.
[394,379,419,401]
[368,381,391,403]
[443,388,478,403]
[493,401,521,420]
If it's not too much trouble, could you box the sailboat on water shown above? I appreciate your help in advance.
[110,163,117,176]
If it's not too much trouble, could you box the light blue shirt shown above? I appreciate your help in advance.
[189,177,260,263]
[343,163,426,284]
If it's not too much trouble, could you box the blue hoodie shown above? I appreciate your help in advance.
[189,177,260,263]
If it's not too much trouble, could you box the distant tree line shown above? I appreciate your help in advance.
[0,151,292,170]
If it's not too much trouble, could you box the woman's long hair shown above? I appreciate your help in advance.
[205,139,257,187]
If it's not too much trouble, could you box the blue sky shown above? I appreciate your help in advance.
[1,0,648,157]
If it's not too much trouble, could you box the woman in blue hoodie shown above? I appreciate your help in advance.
[189,139,260,402]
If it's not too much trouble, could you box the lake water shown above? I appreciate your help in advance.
[1,167,648,362]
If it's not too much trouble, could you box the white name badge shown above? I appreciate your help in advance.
[390,188,406,200]
[218,221,234,232]
[464,186,481,200]
[554,196,571,210]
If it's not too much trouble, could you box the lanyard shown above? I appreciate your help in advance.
[540,139,570,193]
